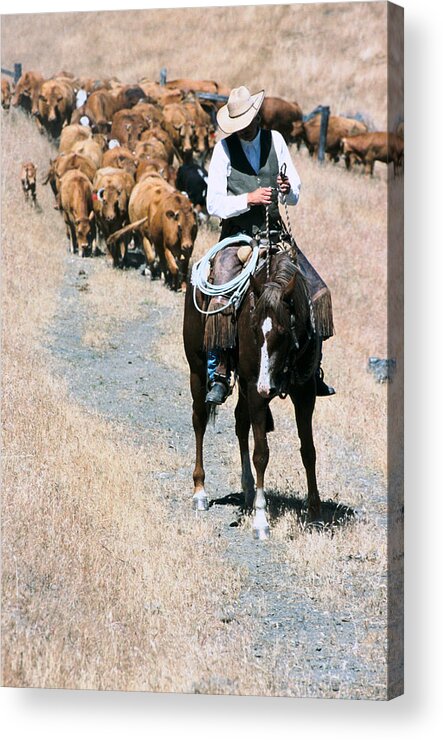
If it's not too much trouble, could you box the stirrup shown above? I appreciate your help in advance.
[205,374,231,405]
[316,367,335,397]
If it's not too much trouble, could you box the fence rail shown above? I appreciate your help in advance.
[1,63,22,84]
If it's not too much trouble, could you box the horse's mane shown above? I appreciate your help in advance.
[255,253,310,334]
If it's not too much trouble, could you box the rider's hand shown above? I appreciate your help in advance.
[247,187,273,206]
[277,174,291,195]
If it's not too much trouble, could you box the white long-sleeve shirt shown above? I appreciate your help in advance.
[206,129,301,220]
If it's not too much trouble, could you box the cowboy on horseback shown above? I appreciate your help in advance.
[204,85,335,404]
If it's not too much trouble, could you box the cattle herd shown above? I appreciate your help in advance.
[2,69,404,288]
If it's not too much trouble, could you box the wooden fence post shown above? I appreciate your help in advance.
[14,63,22,84]
[318,105,330,162]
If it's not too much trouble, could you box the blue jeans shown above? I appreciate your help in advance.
[207,349,231,383]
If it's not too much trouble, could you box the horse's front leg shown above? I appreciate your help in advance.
[235,377,254,511]
[290,379,322,522]
[190,369,210,511]
[249,385,270,539]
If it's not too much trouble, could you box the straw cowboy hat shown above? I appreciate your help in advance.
[217,86,265,134]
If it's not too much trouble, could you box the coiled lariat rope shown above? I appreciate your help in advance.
[191,234,259,316]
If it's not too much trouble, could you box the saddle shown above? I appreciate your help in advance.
[203,230,334,352]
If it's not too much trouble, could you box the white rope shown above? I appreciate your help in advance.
[191,234,260,316]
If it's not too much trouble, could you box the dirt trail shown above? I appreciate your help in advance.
[45,251,387,698]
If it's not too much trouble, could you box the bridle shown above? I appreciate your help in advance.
[249,273,318,400]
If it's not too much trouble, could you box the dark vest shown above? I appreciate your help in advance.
[220,129,280,239]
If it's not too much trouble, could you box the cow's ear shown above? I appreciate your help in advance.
[166,209,175,219]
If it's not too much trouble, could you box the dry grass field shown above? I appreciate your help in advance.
[1,3,402,698]
[1,2,389,128]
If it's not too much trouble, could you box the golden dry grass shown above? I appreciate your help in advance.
[1,113,270,694]
[1,3,397,698]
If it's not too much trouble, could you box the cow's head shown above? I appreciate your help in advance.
[21,162,37,191]
[38,82,64,121]
[126,120,146,150]
[164,194,197,288]
[192,124,208,154]
[176,121,194,154]
[290,119,305,143]
[75,212,95,256]
[12,74,35,111]
[96,184,126,222]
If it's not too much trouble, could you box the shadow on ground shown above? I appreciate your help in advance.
[210,490,358,530]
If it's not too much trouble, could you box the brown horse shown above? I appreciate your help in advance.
[183,250,322,539]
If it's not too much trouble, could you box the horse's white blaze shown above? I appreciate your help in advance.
[257,317,273,396]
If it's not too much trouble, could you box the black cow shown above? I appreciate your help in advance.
[176,158,208,220]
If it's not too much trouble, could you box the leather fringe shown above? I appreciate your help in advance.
[313,287,334,339]
[204,303,237,351]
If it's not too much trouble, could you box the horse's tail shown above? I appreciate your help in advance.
[206,402,218,425]
[266,406,274,433]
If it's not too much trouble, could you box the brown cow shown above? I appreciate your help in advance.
[110,108,150,151]
[92,167,135,267]
[71,138,105,169]
[293,114,368,161]
[59,169,96,257]
[260,96,303,144]
[134,101,165,128]
[71,89,114,131]
[139,126,176,163]
[43,151,97,206]
[2,79,12,110]
[110,84,146,111]
[162,103,195,159]
[138,80,184,107]
[134,137,170,164]
[128,175,197,290]
[75,87,132,133]
[341,132,404,176]
[36,78,75,139]
[135,158,177,187]
[59,122,93,153]
[11,70,44,116]
[102,146,137,176]
[182,98,213,155]
[20,162,37,207]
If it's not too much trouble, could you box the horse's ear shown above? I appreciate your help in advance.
[249,275,262,298]
[283,274,297,303]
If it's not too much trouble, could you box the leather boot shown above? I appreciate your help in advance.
[315,366,335,396]
[206,372,231,405]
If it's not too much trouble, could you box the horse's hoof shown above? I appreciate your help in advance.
[306,519,325,532]
[253,525,270,541]
[192,493,209,511]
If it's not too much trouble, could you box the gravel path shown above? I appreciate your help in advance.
[45,252,387,698]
